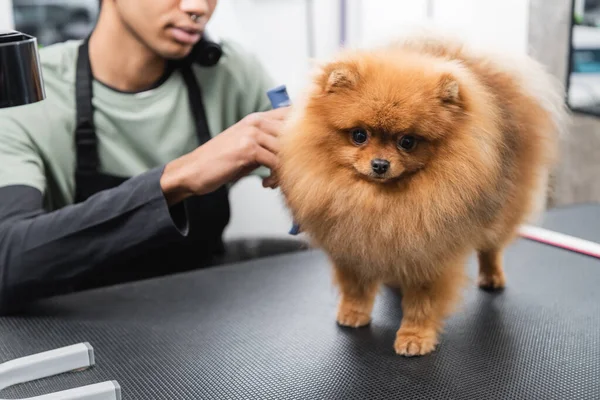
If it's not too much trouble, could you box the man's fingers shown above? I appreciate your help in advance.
[256,118,285,139]
[262,176,279,189]
[256,129,280,154]
[264,106,290,121]
[255,145,279,171]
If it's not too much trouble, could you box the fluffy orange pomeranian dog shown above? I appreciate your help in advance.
[276,30,568,357]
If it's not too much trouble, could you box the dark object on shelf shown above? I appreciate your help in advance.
[0,30,45,108]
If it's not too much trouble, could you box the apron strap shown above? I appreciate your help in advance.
[75,38,99,175]
[179,64,213,144]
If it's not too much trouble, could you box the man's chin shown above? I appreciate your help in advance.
[161,44,195,61]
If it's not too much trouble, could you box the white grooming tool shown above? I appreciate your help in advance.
[0,343,120,400]
[519,224,600,259]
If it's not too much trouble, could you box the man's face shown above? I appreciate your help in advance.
[114,0,218,59]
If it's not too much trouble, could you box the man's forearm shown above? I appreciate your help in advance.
[160,153,195,206]
[0,165,188,313]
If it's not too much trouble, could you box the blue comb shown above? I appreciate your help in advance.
[266,85,300,236]
[267,85,291,108]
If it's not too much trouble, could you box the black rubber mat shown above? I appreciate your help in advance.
[0,204,599,399]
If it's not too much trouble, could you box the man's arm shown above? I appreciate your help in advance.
[0,166,189,313]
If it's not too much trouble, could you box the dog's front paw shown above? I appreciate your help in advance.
[336,308,371,328]
[478,270,506,291]
[394,330,438,356]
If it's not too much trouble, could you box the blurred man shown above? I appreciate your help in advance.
[0,0,291,312]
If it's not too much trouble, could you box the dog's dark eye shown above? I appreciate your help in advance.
[397,135,418,151]
[351,128,368,145]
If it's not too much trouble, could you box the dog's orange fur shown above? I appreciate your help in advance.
[277,31,568,356]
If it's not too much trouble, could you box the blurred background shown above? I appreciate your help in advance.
[0,0,597,239]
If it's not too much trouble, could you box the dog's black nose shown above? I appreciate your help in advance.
[371,159,390,174]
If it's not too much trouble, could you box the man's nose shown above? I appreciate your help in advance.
[180,0,210,17]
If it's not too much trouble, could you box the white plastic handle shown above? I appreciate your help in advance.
[0,343,94,391]
[0,343,122,400]
[519,224,600,259]
[23,380,121,400]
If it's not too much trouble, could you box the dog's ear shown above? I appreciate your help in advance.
[322,62,359,93]
[437,73,461,105]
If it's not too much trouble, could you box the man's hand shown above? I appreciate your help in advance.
[160,107,289,205]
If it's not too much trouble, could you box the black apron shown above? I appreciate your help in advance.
[72,39,231,288]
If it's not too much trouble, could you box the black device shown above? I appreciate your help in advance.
[188,31,223,67]
[0,30,46,108]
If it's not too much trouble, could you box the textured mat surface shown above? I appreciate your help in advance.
[0,205,599,399]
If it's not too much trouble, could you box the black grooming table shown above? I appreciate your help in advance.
[1,204,599,399]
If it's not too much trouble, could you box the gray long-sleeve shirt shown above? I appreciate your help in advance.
[0,166,189,313]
